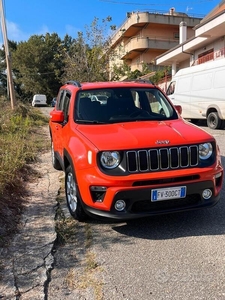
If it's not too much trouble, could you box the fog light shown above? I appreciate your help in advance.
[115,200,126,211]
[202,189,212,200]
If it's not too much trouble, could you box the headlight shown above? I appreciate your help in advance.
[199,143,213,160]
[100,151,120,169]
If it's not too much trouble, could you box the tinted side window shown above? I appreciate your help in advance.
[58,90,71,121]
[57,90,64,110]
[62,93,71,120]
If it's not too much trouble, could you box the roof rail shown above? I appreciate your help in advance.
[123,78,154,85]
[137,79,154,84]
[65,80,82,87]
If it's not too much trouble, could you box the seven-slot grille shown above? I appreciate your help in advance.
[126,145,199,173]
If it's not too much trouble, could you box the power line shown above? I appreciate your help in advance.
[99,0,214,6]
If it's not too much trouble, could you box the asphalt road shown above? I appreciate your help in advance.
[1,107,224,300]
[88,124,225,300]
[45,107,225,300]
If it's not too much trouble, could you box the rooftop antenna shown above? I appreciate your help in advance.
[186,6,193,13]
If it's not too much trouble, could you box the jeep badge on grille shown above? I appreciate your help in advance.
[155,140,170,144]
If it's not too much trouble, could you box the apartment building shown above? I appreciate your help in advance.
[109,8,202,79]
[156,0,225,77]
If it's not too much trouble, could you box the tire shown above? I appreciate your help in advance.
[65,165,87,221]
[51,140,62,170]
[207,112,221,129]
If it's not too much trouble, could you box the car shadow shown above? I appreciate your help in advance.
[111,201,225,240]
[89,155,225,242]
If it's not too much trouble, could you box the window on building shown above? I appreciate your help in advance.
[174,32,179,39]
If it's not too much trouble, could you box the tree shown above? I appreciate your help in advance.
[12,33,66,103]
[111,62,142,81]
[3,16,119,102]
[149,66,172,84]
[61,17,115,82]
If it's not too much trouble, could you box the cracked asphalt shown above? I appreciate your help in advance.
[0,137,60,299]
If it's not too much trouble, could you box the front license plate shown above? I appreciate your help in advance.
[151,186,186,202]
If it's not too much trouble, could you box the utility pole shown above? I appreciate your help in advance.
[0,0,16,109]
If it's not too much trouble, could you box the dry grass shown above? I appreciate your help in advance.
[55,187,104,299]
[0,98,49,247]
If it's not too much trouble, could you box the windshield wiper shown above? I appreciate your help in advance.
[75,119,106,124]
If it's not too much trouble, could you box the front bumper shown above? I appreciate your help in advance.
[83,180,221,220]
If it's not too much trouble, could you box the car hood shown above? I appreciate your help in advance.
[76,119,214,150]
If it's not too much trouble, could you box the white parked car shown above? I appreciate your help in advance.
[32,94,47,107]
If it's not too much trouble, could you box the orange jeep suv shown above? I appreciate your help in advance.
[49,80,223,221]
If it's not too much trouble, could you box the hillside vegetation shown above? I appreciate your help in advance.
[0,98,49,246]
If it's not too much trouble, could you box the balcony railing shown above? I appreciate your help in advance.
[121,36,179,58]
[124,35,179,45]
[192,47,225,65]
[111,10,204,43]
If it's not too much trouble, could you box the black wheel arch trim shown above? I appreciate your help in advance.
[206,105,224,120]
[54,151,64,170]
[63,148,75,173]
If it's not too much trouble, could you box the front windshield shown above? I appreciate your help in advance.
[75,87,178,124]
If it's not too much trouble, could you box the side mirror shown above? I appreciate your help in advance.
[50,110,64,123]
[174,105,182,115]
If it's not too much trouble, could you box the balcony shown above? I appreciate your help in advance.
[192,47,225,65]
[121,36,179,59]
[111,10,202,48]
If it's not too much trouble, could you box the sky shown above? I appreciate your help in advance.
[0,0,222,44]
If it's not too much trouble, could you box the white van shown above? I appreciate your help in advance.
[166,59,225,129]
[32,94,47,107]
